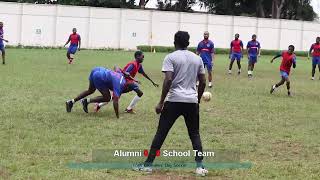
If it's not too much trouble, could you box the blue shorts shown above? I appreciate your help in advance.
[68,45,78,54]
[280,71,289,79]
[89,67,110,92]
[0,44,4,51]
[124,81,140,93]
[203,61,213,71]
[248,55,257,64]
[312,57,320,66]
[231,53,242,61]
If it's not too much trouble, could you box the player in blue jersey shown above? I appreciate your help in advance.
[0,22,9,65]
[246,34,261,78]
[197,31,214,88]
[65,67,126,118]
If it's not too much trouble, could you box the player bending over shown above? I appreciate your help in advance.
[95,51,158,113]
[308,37,320,80]
[0,22,9,65]
[65,67,126,118]
[64,28,81,64]
[228,33,244,75]
[270,45,296,96]
[246,34,261,78]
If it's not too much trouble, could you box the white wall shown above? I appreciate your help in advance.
[0,2,320,51]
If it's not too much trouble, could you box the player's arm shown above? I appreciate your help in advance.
[155,71,173,114]
[258,45,261,57]
[0,37,8,42]
[246,43,250,58]
[211,42,215,61]
[229,42,233,58]
[141,72,158,87]
[240,41,244,57]
[308,45,313,59]
[270,53,282,63]
[64,36,71,47]
[198,73,206,104]
[293,56,297,68]
[139,66,158,87]
[196,42,201,55]
[78,35,81,50]
[112,96,119,119]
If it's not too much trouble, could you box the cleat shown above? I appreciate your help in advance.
[94,103,101,112]
[195,167,208,176]
[270,85,276,94]
[125,108,136,114]
[311,77,315,80]
[228,70,232,75]
[66,100,73,113]
[208,85,212,88]
[81,99,89,113]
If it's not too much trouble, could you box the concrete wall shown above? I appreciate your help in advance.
[0,2,319,51]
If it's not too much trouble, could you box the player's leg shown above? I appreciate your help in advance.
[81,89,111,113]
[66,80,96,112]
[182,103,207,175]
[125,85,143,114]
[311,57,317,80]
[228,54,235,74]
[318,63,320,80]
[270,72,286,94]
[207,61,213,88]
[0,45,5,65]
[143,102,181,168]
[285,77,291,96]
[236,54,242,75]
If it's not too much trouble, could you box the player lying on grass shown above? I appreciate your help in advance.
[94,51,159,113]
[65,67,128,118]
[63,28,81,64]
[0,22,9,65]
[308,37,320,80]
[270,45,296,96]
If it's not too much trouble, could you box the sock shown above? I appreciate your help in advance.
[87,98,90,103]
[99,102,108,107]
[248,71,252,75]
[228,70,232,74]
[127,95,141,110]
[208,82,212,87]
[196,162,203,168]
[273,84,277,89]
[71,99,75,103]
[196,81,199,86]
[238,69,241,73]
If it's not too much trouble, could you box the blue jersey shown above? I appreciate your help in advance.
[197,40,214,63]
[247,40,260,56]
[89,67,126,99]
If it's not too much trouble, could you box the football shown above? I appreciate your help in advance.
[202,92,212,101]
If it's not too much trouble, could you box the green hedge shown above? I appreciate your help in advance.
[137,45,308,57]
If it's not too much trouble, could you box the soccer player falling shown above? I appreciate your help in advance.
[65,67,127,118]
[246,34,261,78]
[228,33,244,75]
[270,45,296,96]
[0,22,9,65]
[308,37,320,80]
[197,31,214,88]
[64,28,81,64]
[95,51,158,113]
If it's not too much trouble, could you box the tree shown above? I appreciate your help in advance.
[272,0,285,18]
[157,0,197,12]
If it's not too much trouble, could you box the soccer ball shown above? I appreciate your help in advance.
[202,92,212,102]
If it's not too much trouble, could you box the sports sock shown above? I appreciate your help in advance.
[208,82,212,87]
[99,102,107,107]
[127,95,141,110]
[71,99,75,103]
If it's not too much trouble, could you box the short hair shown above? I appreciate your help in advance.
[174,31,190,48]
[289,45,295,51]
[134,50,143,58]
[252,34,257,38]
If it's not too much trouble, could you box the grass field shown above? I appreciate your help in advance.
[1,48,320,179]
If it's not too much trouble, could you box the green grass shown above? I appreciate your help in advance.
[1,49,320,179]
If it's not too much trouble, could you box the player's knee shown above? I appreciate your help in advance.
[137,91,143,97]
